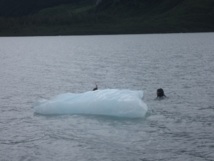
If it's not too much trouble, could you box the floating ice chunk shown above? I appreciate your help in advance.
[33,89,148,118]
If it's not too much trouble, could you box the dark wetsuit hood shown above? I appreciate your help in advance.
[157,88,166,98]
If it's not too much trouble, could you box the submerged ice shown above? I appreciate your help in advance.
[33,89,148,118]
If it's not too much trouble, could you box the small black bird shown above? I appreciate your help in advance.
[93,84,98,91]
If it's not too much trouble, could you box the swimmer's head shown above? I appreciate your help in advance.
[157,88,165,98]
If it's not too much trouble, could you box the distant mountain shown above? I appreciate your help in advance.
[0,0,88,16]
[0,0,214,36]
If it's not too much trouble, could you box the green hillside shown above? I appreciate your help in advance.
[0,0,214,36]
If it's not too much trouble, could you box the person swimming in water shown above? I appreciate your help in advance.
[156,88,166,99]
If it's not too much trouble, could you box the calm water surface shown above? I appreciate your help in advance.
[0,33,214,161]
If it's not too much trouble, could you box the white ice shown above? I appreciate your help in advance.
[33,89,148,118]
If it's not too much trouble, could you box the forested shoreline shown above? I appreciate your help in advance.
[0,0,214,36]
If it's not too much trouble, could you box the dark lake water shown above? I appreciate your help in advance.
[0,33,214,161]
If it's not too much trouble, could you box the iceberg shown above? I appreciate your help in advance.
[33,89,148,118]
